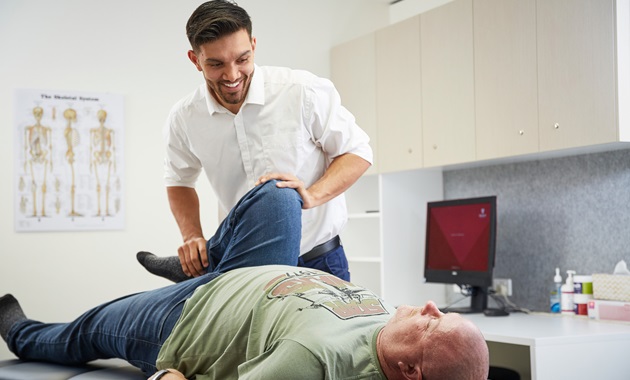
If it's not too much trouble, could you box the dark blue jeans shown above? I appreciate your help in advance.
[6,181,303,376]
[298,245,350,281]
[206,181,349,280]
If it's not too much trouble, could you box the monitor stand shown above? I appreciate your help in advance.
[444,285,488,314]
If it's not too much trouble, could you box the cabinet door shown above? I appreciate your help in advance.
[537,0,616,151]
[331,34,379,174]
[421,0,475,167]
[474,0,539,160]
[375,16,423,173]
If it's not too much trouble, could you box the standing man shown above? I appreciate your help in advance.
[147,0,372,282]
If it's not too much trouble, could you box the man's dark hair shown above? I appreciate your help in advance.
[186,0,253,52]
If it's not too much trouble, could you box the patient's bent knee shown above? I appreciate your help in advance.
[258,180,303,209]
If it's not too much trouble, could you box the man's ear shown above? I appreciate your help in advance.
[397,361,422,380]
[187,50,202,71]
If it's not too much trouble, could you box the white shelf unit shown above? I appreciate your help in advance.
[342,174,383,296]
[342,170,448,307]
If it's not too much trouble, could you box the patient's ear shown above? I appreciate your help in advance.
[398,361,422,380]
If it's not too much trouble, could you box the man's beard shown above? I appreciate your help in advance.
[207,74,251,106]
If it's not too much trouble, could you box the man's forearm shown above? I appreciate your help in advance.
[306,153,371,208]
[167,186,204,241]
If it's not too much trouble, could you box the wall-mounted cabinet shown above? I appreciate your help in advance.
[421,0,476,167]
[537,0,618,151]
[376,16,423,173]
[331,33,379,174]
[331,0,630,174]
[473,0,539,160]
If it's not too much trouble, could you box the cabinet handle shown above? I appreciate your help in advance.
[519,130,525,136]
[554,122,560,130]
[408,148,413,154]
[433,144,438,150]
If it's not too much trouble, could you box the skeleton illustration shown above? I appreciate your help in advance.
[64,108,82,217]
[89,110,116,216]
[23,107,52,217]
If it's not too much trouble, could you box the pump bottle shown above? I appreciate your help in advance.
[561,270,576,315]
[550,268,562,313]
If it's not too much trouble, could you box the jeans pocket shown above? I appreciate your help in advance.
[158,299,187,343]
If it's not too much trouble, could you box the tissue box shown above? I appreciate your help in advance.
[588,299,630,322]
[592,273,630,302]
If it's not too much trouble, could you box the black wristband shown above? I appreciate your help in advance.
[151,369,171,380]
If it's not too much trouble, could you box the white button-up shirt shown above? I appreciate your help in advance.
[164,65,372,254]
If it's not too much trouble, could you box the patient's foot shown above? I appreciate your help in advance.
[0,294,27,342]
[136,251,190,283]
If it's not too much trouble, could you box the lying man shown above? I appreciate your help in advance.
[0,182,489,379]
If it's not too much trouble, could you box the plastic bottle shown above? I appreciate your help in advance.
[550,267,562,313]
[561,270,576,315]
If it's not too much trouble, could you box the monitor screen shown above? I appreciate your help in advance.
[424,196,497,312]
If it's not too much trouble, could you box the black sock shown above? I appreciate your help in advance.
[0,294,27,342]
[136,251,190,283]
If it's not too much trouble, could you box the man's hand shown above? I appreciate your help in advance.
[255,173,317,209]
[167,187,208,277]
[178,236,209,277]
[255,153,371,210]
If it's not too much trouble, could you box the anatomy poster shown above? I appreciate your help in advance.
[14,88,125,232]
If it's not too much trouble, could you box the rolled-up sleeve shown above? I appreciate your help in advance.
[305,76,373,165]
[163,110,203,188]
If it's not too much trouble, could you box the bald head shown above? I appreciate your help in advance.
[422,315,489,380]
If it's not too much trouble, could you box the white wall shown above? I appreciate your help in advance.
[0,0,389,360]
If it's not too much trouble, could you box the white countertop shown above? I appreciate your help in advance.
[463,312,630,347]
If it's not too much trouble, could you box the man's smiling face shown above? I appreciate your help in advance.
[188,28,256,114]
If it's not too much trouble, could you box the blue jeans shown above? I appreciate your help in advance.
[298,245,350,281]
[6,181,303,376]
[206,181,349,280]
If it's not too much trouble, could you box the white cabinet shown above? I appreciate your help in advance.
[421,0,476,167]
[473,0,539,160]
[342,172,447,307]
[331,34,379,174]
[331,0,630,174]
[537,0,618,151]
[375,16,423,173]
[474,0,629,158]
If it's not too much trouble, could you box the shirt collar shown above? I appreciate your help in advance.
[204,64,265,115]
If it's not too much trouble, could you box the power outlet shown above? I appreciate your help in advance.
[492,278,513,296]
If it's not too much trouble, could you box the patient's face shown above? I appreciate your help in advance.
[385,302,464,355]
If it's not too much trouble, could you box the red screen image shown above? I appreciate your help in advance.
[426,202,492,272]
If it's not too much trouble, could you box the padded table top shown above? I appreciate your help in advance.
[0,359,144,380]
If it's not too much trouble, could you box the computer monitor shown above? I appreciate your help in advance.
[423,196,497,313]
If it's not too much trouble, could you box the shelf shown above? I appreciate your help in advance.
[348,212,380,219]
[348,257,382,263]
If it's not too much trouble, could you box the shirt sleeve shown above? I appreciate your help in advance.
[305,76,373,165]
[236,340,325,380]
[163,109,203,188]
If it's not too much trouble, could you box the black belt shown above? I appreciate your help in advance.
[301,235,341,262]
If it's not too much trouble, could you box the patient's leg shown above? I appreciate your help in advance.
[2,273,219,376]
[138,180,302,282]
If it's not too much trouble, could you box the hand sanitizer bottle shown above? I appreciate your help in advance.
[550,267,562,313]
[561,270,576,315]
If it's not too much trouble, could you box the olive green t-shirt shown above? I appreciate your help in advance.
[156,265,395,379]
